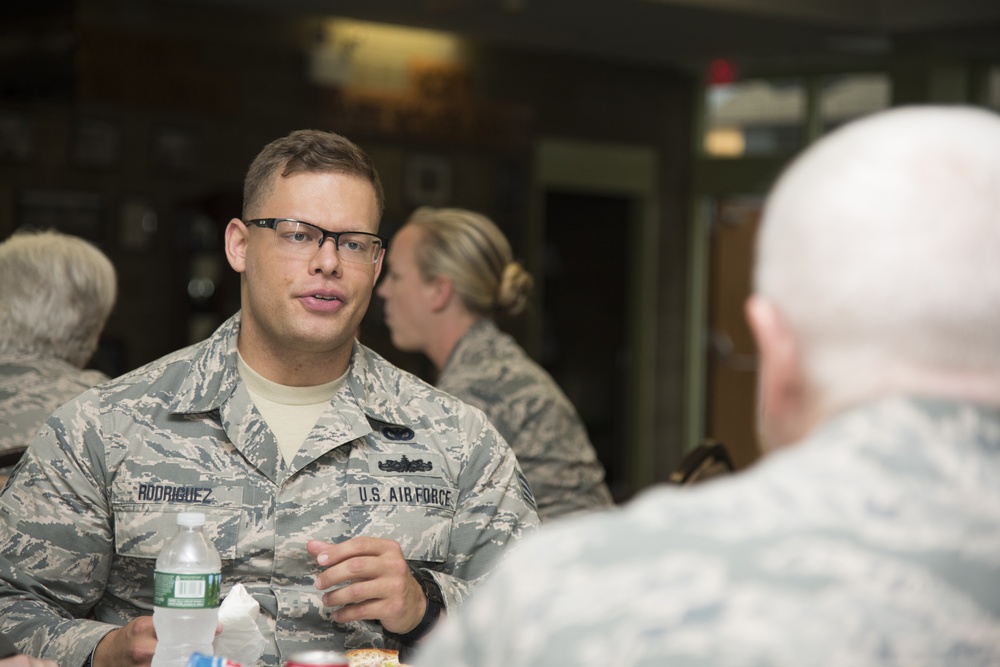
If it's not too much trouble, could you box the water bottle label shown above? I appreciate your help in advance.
[154,571,221,608]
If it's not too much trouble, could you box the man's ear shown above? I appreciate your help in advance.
[225,218,249,273]
[428,275,454,313]
[745,294,808,451]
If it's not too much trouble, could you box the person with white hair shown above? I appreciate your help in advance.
[0,229,117,477]
[377,207,614,522]
[413,105,1000,666]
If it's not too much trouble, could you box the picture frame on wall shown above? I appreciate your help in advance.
[404,154,452,207]
[0,111,36,163]
[152,125,197,176]
[72,116,121,169]
[119,198,158,253]
[16,189,106,244]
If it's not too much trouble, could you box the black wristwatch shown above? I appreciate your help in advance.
[385,565,444,644]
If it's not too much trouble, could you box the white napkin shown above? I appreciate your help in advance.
[213,584,266,666]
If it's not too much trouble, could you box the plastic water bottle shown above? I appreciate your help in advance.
[151,512,222,667]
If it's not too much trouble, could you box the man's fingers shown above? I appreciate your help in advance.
[331,599,383,624]
[309,536,394,566]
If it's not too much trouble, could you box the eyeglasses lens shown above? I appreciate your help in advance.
[273,220,381,264]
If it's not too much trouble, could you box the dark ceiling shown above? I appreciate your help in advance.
[171,0,1000,74]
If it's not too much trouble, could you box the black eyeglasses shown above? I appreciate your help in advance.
[245,218,386,264]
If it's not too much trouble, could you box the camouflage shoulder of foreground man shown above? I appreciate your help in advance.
[414,398,1000,666]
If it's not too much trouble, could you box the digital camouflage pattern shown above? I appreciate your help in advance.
[436,319,613,522]
[416,396,1000,667]
[0,354,108,475]
[0,313,539,667]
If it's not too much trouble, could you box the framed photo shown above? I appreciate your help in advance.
[0,111,36,162]
[72,116,121,169]
[16,189,106,243]
[119,198,158,252]
[404,154,452,206]
[152,125,197,176]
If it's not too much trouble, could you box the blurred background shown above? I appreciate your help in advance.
[3,0,999,501]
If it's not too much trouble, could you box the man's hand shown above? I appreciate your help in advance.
[307,537,426,634]
[92,617,156,667]
[0,656,58,667]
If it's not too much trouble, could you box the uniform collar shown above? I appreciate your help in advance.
[441,317,497,374]
[169,312,412,428]
[168,313,242,415]
[345,342,419,427]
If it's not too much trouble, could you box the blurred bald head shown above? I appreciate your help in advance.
[748,106,1000,449]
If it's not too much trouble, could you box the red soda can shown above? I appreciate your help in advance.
[187,654,244,667]
[283,651,349,667]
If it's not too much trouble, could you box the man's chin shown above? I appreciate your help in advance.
[292,323,358,353]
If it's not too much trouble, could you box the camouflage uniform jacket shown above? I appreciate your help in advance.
[0,353,107,472]
[415,396,1000,666]
[0,313,539,667]
[436,319,613,522]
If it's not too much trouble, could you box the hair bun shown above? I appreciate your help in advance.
[496,261,533,316]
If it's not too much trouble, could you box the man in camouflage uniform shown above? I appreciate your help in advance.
[0,130,538,667]
[0,230,117,480]
[377,207,614,522]
[414,107,1000,666]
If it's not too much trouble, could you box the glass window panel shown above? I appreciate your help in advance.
[819,73,891,134]
[704,78,806,158]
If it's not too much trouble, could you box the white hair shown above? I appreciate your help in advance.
[754,105,1000,411]
[0,229,117,367]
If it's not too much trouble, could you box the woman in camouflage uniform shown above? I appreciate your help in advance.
[378,207,614,522]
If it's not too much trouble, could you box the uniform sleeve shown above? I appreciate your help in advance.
[0,631,19,659]
[413,526,550,667]
[0,392,119,665]
[429,410,539,609]
[501,397,613,522]
[439,365,612,524]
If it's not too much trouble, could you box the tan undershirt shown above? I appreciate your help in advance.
[237,352,346,465]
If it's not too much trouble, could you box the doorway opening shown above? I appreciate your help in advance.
[541,190,633,499]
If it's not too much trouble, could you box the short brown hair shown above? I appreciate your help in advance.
[242,129,384,220]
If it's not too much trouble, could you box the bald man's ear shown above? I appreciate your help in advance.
[745,294,809,451]
[428,275,454,313]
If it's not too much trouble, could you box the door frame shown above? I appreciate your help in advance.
[532,138,659,497]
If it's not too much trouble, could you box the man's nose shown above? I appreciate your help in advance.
[310,238,342,273]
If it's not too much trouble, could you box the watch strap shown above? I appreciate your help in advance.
[384,565,444,645]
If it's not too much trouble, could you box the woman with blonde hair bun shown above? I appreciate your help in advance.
[378,207,613,522]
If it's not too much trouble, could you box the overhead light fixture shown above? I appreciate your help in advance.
[704,127,745,157]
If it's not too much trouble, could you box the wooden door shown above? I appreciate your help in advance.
[706,197,762,470]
